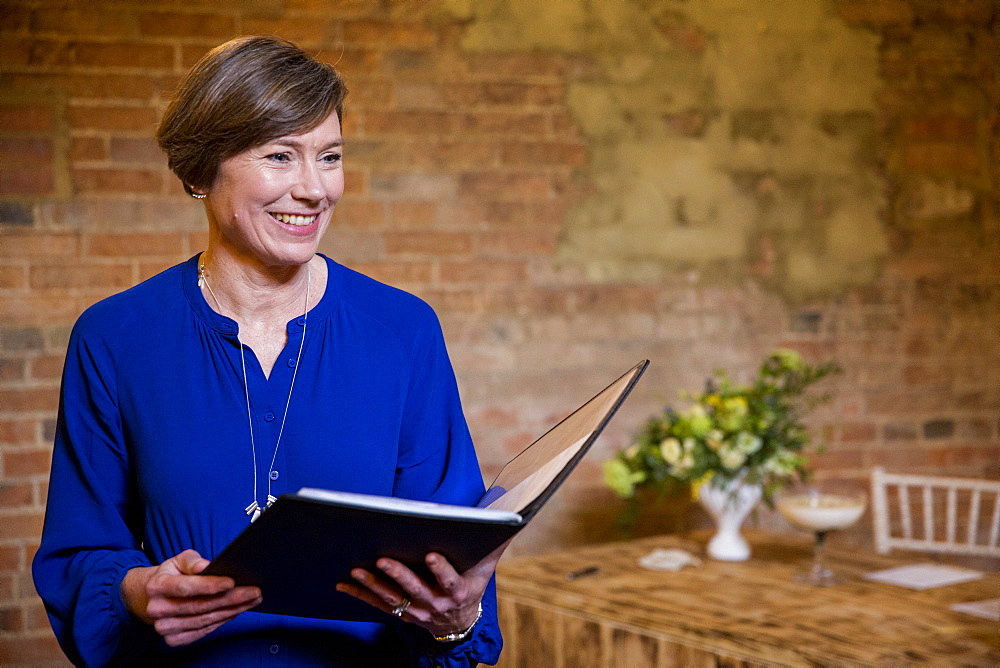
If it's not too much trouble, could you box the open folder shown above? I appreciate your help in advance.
[203,360,648,620]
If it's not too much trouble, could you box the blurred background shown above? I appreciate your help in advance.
[1,0,997,662]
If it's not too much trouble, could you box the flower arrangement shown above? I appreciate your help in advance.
[603,350,839,517]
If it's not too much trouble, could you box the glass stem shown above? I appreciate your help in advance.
[812,530,828,576]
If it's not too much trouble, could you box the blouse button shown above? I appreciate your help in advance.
[287,358,297,368]
[269,644,280,655]
[296,316,306,326]
[269,470,279,481]
[264,412,275,422]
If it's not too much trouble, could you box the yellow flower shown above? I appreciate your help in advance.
[690,471,715,500]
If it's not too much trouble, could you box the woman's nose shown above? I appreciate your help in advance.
[291,161,326,201]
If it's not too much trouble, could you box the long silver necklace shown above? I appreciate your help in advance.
[198,259,310,522]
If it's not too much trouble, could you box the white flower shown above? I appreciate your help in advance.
[659,437,683,464]
[706,429,725,452]
[734,431,762,454]
[720,446,747,470]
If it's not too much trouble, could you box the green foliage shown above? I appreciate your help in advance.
[604,349,840,510]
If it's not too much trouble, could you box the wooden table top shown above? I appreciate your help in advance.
[496,530,1000,666]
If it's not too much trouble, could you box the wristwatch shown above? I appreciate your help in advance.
[431,602,482,643]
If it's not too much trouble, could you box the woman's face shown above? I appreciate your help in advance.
[205,111,344,270]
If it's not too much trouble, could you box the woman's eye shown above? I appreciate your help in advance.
[322,152,342,164]
[267,152,291,163]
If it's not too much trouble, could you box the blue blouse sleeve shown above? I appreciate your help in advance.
[32,313,157,666]
[391,308,503,667]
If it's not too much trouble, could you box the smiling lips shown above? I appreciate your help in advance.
[271,212,318,227]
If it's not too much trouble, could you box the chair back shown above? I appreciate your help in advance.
[871,467,1000,557]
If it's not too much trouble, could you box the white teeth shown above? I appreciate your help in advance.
[272,213,316,226]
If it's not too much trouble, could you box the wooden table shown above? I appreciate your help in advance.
[495,530,1000,666]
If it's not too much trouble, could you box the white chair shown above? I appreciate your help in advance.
[871,467,1000,557]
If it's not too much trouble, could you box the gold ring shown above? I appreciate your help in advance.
[391,597,410,617]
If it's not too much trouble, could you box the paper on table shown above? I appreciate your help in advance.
[950,598,1000,622]
[863,563,984,590]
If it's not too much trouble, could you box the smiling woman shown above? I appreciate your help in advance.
[31,36,503,668]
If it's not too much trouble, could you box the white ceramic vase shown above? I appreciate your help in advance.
[698,476,763,561]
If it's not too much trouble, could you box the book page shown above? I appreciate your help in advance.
[481,366,639,514]
[296,488,522,523]
[483,436,587,513]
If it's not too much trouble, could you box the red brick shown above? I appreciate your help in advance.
[0,295,81,325]
[420,289,479,313]
[87,233,183,257]
[67,105,159,132]
[0,388,59,414]
[439,260,527,284]
[29,7,135,37]
[331,200,386,227]
[69,136,108,162]
[241,17,337,45]
[0,420,36,446]
[0,512,44,540]
[349,261,433,285]
[0,4,29,32]
[29,355,64,381]
[0,359,25,383]
[0,634,76,664]
[109,137,162,163]
[73,42,175,69]
[500,142,588,167]
[0,265,26,289]
[0,545,21,571]
[138,11,236,39]
[655,19,708,56]
[344,20,437,48]
[0,167,54,196]
[390,201,437,227]
[903,115,977,141]
[459,172,553,199]
[30,263,134,290]
[0,607,24,632]
[0,138,53,163]
[0,482,33,508]
[73,168,163,194]
[0,38,73,68]
[475,230,559,257]
[0,233,77,259]
[365,111,453,135]
[3,447,52,477]
[385,231,472,256]
[443,82,564,107]
[837,0,914,27]
[840,422,878,443]
[457,112,548,135]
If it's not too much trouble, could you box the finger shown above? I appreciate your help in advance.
[148,585,262,620]
[147,571,237,599]
[173,549,211,575]
[375,558,430,601]
[347,567,413,608]
[156,596,260,645]
[424,553,467,600]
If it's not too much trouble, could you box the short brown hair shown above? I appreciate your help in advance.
[157,36,348,195]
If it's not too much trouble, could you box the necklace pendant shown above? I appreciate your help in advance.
[266,494,277,508]
[245,500,260,522]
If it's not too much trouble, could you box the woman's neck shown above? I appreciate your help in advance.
[198,250,321,326]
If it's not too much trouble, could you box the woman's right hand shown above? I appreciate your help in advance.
[120,549,262,647]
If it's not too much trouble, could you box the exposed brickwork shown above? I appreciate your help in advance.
[1,0,998,663]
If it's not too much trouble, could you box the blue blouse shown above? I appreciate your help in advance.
[33,254,502,667]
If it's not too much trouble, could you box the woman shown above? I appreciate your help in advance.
[33,36,503,667]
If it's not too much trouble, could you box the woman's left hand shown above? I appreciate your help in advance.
[335,539,508,638]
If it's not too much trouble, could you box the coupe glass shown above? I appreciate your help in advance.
[777,482,867,586]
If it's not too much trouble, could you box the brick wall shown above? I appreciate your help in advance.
[1,0,997,663]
